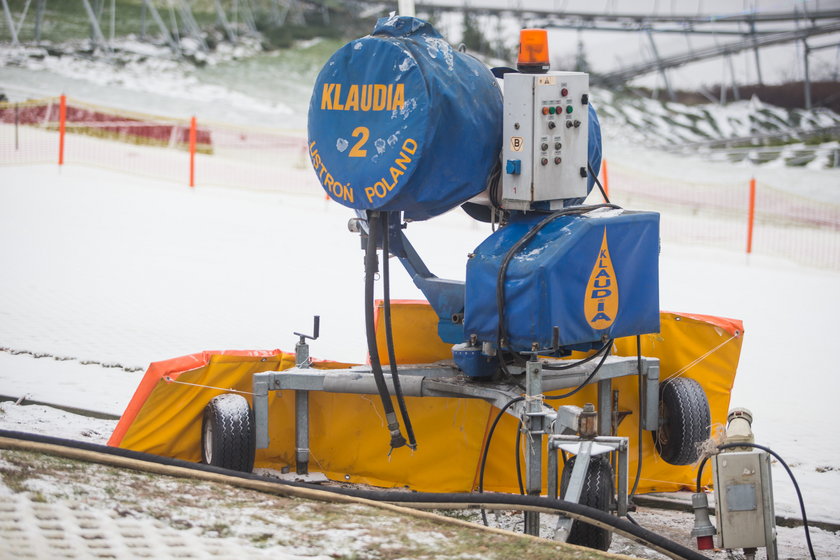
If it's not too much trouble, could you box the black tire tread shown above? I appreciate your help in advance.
[560,455,614,551]
[653,377,710,465]
[202,394,255,472]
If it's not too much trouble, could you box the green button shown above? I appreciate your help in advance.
[548,106,556,114]
[566,105,574,114]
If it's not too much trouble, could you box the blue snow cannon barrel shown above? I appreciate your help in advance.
[307,16,503,221]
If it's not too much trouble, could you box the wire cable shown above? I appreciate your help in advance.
[696,442,817,560]
[542,337,613,371]
[544,341,613,401]
[588,162,610,204]
[514,418,524,495]
[630,335,644,498]
[477,396,524,525]
[380,212,417,450]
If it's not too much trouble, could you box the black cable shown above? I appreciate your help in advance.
[630,335,644,498]
[0,429,709,560]
[696,442,817,560]
[380,212,417,450]
[495,204,619,377]
[588,162,610,204]
[626,512,640,526]
[542,337,612,371]
[364,212,406,451]
[544,341,613,401]
[477,396,524,525]
[514,418,524,495]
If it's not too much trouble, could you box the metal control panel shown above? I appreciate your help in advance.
[712,450,778,556]
[501,71,589,211]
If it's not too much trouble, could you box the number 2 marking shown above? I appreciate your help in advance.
[349,126,369,157]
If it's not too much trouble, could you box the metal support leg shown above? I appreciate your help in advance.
[253,373,270,449]
[597,379,612,435]
[524,359,543,537]
[547,443,559,500]
[617,438,629,516]
[295,389,310,475]
[555,440,593,540]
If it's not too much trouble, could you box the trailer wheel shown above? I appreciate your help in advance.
[560,455,614,551]
[653,377,710,465]
[201,394,255,472]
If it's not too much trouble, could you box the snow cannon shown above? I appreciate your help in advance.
[112,21,726,552]
[308,17,660,378]
[307,15,503,221]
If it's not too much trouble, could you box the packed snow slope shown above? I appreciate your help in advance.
[0,162,838,527]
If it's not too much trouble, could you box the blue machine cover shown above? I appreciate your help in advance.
[307,16,503,221]
[464,210,660,352]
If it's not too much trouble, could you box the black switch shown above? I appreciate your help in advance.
[581,93,589,105]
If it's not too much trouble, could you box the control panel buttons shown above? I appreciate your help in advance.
[540,157,548,166]
[561,87,568,97]
[548,121,556,129]
[554,156,562,165]
[554,141,562,150]
[541,142,548,151]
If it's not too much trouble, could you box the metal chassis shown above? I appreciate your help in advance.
[252,346,660,539]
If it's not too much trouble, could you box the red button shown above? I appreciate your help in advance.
[561,87,569,97]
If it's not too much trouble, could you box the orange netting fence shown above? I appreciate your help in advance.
[0,95,314,195]
[601,159,840,270]
[2,95,838,270]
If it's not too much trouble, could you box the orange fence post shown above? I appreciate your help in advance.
[602,158,609,200]
[58,94,66,166]
[189,116,197,187]
[746,177,756,254]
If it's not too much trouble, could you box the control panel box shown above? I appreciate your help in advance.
[712,450,778,556]
[501,71,589,210]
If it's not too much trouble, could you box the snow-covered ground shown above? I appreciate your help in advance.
[0,160,838,532]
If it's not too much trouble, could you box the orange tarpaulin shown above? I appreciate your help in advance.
[110,302,743,493]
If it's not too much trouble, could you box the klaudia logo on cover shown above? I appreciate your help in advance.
[584,228,619,329]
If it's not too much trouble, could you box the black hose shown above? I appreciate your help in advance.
[364,212,406,451]
[495,204,619,375]
[696,442,817,560]
[0,429,708,560]
[380,212,417,450]
[588,162,610,204]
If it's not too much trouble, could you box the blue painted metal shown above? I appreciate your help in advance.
[464,210,660,353]
[452,343,498,378]
[384,214,465,343]
[307,16,503,221]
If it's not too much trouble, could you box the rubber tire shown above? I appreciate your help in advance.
[652,377,711,465]
[201,394,255,472]
[559,455,614,551]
